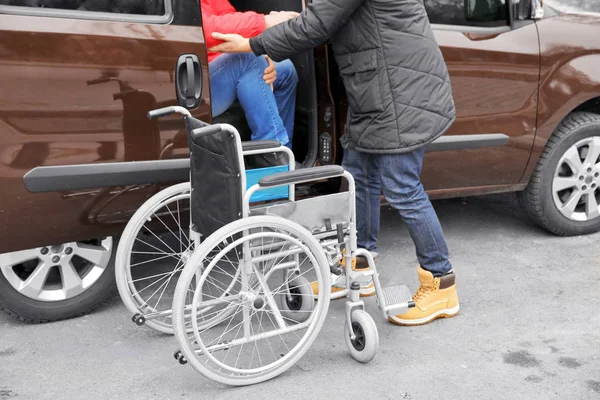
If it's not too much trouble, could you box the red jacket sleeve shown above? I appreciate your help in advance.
[202,6,266,49]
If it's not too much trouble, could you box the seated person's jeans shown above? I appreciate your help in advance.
[209,53,298,148]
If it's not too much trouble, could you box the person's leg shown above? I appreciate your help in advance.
[272,59,298,148]
[377,148,459,325]
[309,149,378,297]
[342,149,381,254]
[379,149,451,276]
[237,55,289,145]
[209,53,288,146]
[208,54,240,118]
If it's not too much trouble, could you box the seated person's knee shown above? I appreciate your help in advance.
[275,59,299,85]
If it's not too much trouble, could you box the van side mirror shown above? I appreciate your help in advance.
[464,0,508,23]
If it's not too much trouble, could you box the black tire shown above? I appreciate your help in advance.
[0,240,117,323]
[518,112,600,236]
[344,309,379,363]
[276,275,314,323]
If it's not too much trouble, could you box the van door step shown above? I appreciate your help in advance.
[381,284,414,317]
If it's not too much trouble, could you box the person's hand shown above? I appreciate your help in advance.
[209,33,252,53]
[263,56,277,86]
[272,10,300,18]
[264,10,299,28]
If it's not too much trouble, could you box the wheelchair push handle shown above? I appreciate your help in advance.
[147,106,191,120]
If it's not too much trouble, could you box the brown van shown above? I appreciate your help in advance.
[0,0,599,322]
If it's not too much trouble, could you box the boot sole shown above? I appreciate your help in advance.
[388,305,460,326]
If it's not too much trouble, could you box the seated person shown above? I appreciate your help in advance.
[202,0,299,155]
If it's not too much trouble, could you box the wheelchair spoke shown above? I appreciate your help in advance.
[262,306,296,351]
[129,270,179,284]
[139,226,180,256]
[131,270,173,298]
[137,271,177,308]
[131,237,182,263]
[166,200,189,250]
[150,211,189,256]
[153,264,182,311]
[257,308,277,363]
[205,303,252,347]
[171,216,330,384]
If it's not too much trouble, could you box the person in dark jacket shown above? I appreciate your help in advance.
[209,0,459,326]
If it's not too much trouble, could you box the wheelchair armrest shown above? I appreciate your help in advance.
[241,140,281,152]
[258,165,345,188]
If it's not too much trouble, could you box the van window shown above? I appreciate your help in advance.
[424,0,509,27]
[0,0,166,16]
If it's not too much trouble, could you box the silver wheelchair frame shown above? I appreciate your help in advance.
[120,106,416,386]
[116,105,297,330]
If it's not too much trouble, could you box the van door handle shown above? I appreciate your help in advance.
[176,54,202,109]
[185,56,194,98]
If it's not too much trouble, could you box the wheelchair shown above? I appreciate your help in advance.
[116,106,416,386]
[114,109,296,334]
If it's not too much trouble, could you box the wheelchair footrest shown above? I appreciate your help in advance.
[381,284,414,317]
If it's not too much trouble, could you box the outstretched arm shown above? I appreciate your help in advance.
[203,10,266,49]
[209,0,365,62]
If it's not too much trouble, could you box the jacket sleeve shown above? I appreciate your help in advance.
[203,11,266,49]
[249,0,365,62]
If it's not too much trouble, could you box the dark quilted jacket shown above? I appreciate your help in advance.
[250,0,456,154]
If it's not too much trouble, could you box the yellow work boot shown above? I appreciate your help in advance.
[310,254,376,299]
[388,267,459,326]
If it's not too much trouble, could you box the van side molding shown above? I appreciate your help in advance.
[23,159,191,193]
[424,133,509,153]
[22,133,509,193]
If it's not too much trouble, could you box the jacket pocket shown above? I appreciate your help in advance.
[337,49,383,114]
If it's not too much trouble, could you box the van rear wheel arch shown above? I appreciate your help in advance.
[519,111,600,236]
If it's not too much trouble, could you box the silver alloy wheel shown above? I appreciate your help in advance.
[0,237,113,302]
[552,136,600,222]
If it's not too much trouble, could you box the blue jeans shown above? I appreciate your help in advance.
[209,53,298,147]
[342,149,452,277]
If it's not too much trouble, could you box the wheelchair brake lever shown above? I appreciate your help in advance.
[330,264,343,276]
[336,223,344,244]
[326,247,343,275]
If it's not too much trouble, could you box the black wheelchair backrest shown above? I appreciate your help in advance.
[187,117,244,237]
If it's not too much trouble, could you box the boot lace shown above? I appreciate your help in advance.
[413,285,432,304]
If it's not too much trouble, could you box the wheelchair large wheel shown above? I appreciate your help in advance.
[116,182,241,334]
[115,183,193,334]
[172,216,331,386]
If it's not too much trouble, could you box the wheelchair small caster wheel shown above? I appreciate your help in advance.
[132,314,146,326]
[174,350,187,365]
[173,350,187,365]
[345,310,379,363]
[276,276,314,323]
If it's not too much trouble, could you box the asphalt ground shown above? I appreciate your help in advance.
[1,193,599,400]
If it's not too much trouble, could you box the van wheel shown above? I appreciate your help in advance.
[0,237,115,323]
[519,112,600,236]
